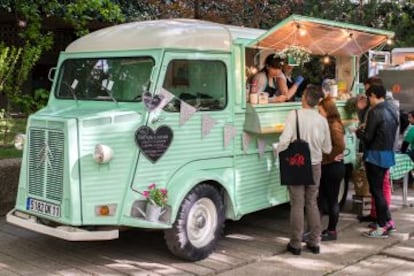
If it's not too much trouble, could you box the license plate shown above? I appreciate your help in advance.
[26,198,61,217]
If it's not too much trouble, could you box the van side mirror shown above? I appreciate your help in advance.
[48,67,56,82]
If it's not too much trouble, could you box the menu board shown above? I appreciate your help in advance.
[135,125,173,163]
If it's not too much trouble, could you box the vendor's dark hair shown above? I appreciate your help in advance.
[264,54,284,70]
[366,84,386,99]
[304,84,323,107]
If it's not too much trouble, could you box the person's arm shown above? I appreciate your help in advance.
[268,94,288,103]
[276,74,304,101]
[401,141,409,153]
[401,127,414,153]
[276,110,296,154]
[321,119,333,154]
[329,121,345,157]
[360,109,378,146]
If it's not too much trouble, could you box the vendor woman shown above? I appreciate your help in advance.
[251,54,304,103]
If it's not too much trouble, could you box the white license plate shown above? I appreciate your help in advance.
[26,198,61,217]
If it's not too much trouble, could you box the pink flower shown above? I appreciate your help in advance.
[142,191,149,198]
[160,188,167,195]
[148,183,156,190]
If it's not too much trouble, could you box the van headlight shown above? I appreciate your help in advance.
[14,134,26,150]
[93,144,113,163]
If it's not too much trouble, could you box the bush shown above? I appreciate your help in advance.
[0,114,26,159]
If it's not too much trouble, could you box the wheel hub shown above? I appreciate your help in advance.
[196,215,206,228]
[186,198,218,248]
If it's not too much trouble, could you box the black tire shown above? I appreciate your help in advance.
[164,184,225,261]
[338,164,353,210]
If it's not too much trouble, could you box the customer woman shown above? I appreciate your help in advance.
[318,96,346,241]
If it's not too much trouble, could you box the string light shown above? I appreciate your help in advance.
[386,37,393,45]
[323,54,330,64]
[296,23,307,37]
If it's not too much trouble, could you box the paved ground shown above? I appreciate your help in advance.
[0,185,414,275]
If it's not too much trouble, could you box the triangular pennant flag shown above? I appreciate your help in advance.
[224,124,237,148]
[202,114,217,138]
[180,100,197,126]
[257,138,266,159]
[242,132,252,153]
[159,87,175,110]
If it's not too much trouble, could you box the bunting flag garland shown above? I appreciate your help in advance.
[202,114,217,138]
[257,138,266,158]
[159,88,175,110]
[242,132,252,153]
[224,124,237,148]
[180,100,197,126]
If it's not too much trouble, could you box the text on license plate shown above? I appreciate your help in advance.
[26,198,61,217]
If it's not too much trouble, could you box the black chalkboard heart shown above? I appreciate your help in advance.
[135,125,173,163]
[143,92,163,111]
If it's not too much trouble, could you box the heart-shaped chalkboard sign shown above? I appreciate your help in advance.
[135,125,173,163]
[143,92,163,111]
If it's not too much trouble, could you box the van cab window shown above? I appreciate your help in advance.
[55,57,155,102]
[162,59,227,112]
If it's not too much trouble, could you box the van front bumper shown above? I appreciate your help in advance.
[6,209,119,241]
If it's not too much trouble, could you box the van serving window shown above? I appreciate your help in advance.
[55,57,155,102]
[162,59,227,112]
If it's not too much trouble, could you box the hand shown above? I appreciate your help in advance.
[276,95,287,102]
[334,153,344,162]
[356,126,365,139]
[294,75,304,85]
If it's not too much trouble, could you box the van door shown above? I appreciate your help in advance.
[131,51,234,208]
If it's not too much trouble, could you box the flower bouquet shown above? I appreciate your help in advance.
[142,183,168,208]
[137,183,168,222]
[279,45,312,67]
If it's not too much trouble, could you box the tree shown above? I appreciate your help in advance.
[0,1,125,115]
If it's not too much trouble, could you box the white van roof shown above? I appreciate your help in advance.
[66,19,265,53]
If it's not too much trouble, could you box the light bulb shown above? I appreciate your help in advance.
[296,24,307,36]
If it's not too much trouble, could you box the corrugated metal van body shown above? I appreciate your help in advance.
[15,102,144,226]
[15,116,81,225]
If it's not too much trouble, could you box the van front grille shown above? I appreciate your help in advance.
[28,128,65,202]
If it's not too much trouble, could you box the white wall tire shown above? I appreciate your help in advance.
[164,184,225,261]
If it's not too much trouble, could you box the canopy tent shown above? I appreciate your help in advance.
[247,15,395,57]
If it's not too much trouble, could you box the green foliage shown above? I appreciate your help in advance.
[0,0,125,116]
[344,97,359,117]
[62,0,125,36]
[12,89,49,115]
[0,44,22,93]
[0,111,26,147]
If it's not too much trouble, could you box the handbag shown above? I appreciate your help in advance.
[278,110,314,185]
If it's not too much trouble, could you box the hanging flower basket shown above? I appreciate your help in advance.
[279,45,312,67]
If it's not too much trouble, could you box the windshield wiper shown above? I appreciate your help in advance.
[102,79,117,104]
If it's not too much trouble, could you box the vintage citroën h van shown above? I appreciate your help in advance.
[7,15,394,260]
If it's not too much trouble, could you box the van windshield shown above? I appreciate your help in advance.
[55,57,155,102]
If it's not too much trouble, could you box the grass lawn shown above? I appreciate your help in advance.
[0,117,26,160]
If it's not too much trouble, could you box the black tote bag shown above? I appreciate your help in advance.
[278,110,314,186]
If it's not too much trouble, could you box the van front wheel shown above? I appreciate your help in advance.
[164,184,225,261]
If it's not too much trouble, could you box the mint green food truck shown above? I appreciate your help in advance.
[7,15,394,260]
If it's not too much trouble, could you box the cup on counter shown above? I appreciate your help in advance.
[250,93,259,104]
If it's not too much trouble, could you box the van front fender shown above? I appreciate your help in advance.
[166,158,237,223]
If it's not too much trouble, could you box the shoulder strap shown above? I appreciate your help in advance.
[295,109,300,140]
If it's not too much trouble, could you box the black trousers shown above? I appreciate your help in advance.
[364,161,391,227]
[318,161,345,231]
